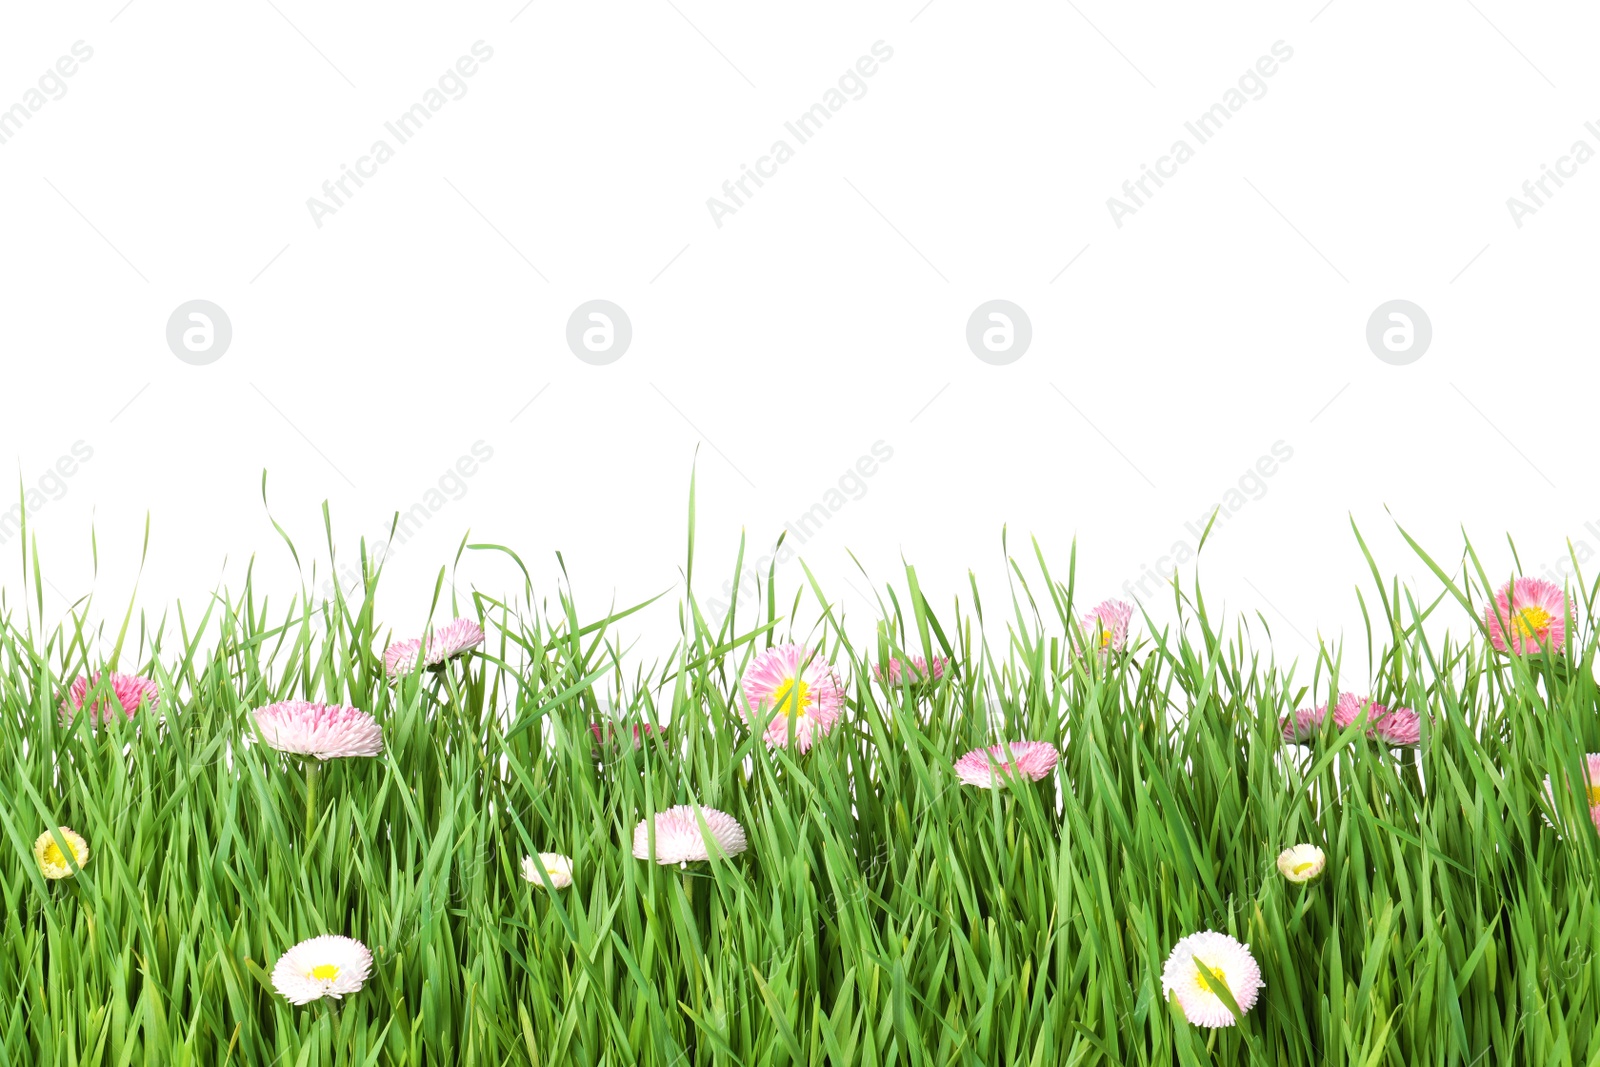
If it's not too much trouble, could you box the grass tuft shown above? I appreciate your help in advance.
[0,515,1597,1065]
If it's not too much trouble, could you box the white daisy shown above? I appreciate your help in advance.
[1276,844,1326,884]
[270,935,374,1005]
[521,852,574,888]
[1161,931,1263,1028]
[632,805,748,866]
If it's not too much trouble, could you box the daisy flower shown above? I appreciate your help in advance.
[33,827,89,880]
[61,671,159,724]
[252,700,383,760]
[1329,692,1366,728]
[1279,692,1369,744]
[383,617,486,677]
[1485,578,1566,655]
[1279,704,1326,744]
[1161,931,1264,1028]
[953,741,1060,788]
[521,853,574,889]
[1275,844,1325,884]
[270,935,374,1005]
[1079,599,1134,655]
[740,644,844,752]
[1544,753,1600,835]
[1367,704,1423,747]
[874,656,949,686]
[632,805,748,866]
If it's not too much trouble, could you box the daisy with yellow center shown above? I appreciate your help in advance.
[1544,753,1600,837]
[1078,599,1133,658]
[271,935,373,1005]
[1485,577,1566,655]
[33,827,89,879]
[1276,843,1326,883]
[740,644,844,752]
[521,852,574,889]
[1161,931,1263,1028]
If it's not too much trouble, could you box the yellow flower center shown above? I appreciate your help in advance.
[1193,962,1229,994]
[1291,861,1315,875]
[771,678,811,718]
[311,964,341,981]
[1587,783,1600,805]
[1100,629,1115,649]
[41,841,65,866]
[1514,606,1553,639]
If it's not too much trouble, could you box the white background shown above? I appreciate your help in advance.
[1,0,1594,668]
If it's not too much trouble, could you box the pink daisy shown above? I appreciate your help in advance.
[1367,703,1423,747]
[252,700,383,760]
[873,656,949,686]
[1330,692,1365,728]
[62,671,160,724]
[383,617,486,677]
[1280,692,1364,743]
[1079,599,1133,655]
[632,805,748,866]
[1282,692,1425,748]
[1279,705,1325,744]
[1544,753,1600,835]
[1485,578,1566,655]
[953,741,1060,788]
[740,644,845,752]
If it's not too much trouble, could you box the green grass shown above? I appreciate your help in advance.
[2,507,1599,1066]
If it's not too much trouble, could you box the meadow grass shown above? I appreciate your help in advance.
[1,509,1599,1066]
